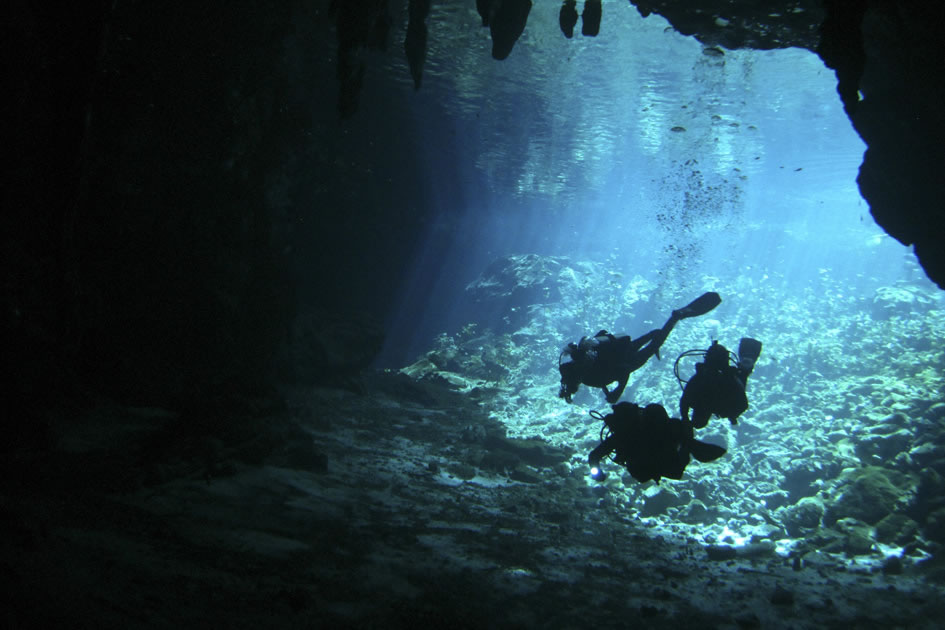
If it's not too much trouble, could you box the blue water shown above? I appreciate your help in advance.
[376,5,939,368]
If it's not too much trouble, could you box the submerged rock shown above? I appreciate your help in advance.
[855,426,914,466]
[465,254,570,331]
[875,513,920,545]
[705,544,737,561]
[641,486,691,516]
[833,517,877,556]
[779,496,824,537]
[823,466,915,526]
[871,285,931,319]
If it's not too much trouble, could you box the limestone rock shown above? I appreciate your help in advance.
[823,466,915,526]
[779,496,824,537]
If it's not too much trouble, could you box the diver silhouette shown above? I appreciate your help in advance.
[558,292,721,404]
[587,402,727,483]
[677,338,763,429]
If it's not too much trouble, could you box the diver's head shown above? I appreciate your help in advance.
[642,403,670,423]
[558,361,581,402]
[704,340,729,368]
[558,343,584,402]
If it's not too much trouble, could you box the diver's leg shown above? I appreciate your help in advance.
[692,408,711,429]
[737,337,762,381]
[672,292,722,320]
[605,377,628,403]
[664,453,688,480]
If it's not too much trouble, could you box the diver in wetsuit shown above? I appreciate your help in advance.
[587,402,726,483]
[558,292,721,404]
[678,338,763,429]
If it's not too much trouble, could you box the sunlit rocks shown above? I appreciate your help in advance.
[779,496,824,537]
[781,460,829,503]
[822,466,915,527]
[640,485,691,516]
[871,284,932,319]
[399,249,943,562]
[467,253,567,303]
[854,425,913,467]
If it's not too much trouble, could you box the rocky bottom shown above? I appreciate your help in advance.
[3,372,944,629]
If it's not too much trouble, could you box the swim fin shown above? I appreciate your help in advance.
[673,292,721,320]
[737,337,763,374]
[688,439,727,463]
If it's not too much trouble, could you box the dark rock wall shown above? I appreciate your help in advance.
[4,2,328,410]
[852,2,945,290]
[64,4,305,405]
[4,1,429,412]
[632,0,945,289]
[3,1,113,420]
[632,0,825,50]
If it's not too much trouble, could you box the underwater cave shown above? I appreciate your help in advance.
[3,1,945,628]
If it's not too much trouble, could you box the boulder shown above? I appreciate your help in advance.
[870,285,931,320]
[875,513,920,545]
[855,427,914,466]
[782,460,828,502]
[922,507,945,544]
[779,496,824,537]
[823,466,914,526]
[641,486,691,517]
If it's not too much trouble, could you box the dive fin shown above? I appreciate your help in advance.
[673,292,721,320]
[688,439,727,463]
[738,337,763,368]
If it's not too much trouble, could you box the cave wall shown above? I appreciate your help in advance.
[5,2,339,410]
[852,2,945,290]
[3,1,942,418]
[70,3,295,403]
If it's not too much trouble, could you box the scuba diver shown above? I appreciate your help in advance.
[677,338,763,429]
[587,402,727,483]
[558,292,721,404]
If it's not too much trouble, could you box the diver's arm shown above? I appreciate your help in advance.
[679,386,692,422]
[588,438,615,469]
[588,436,617,480]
